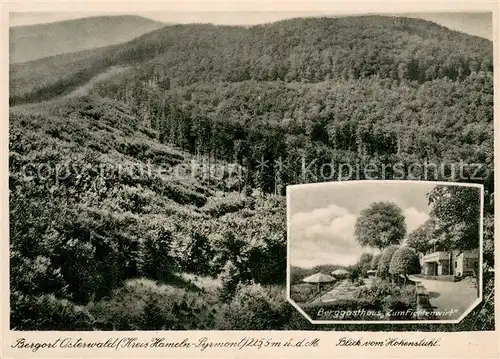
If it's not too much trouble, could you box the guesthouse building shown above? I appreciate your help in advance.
[420,248,479,277]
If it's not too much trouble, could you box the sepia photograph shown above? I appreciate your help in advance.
[287,181,483,323]
[6,6,494,335]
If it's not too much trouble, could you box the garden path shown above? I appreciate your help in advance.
[320,277,375,303]
[409,275,478,320]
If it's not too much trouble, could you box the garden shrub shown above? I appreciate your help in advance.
[290,283,320,303]
[389,246,421,279]
[382,296,413,320]
[371,253,381,270]
[378,245,399,279]
[353,279,401,308]
[353,278,365,287]
[400,284,418,308]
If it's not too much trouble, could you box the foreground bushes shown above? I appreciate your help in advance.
[11,291,94,331]
[216,284,293,329]
[88,279,218,330]
[88,280,298,330]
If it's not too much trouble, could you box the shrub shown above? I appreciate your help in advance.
[290,283,319,303]
[11,292,94,330]
[371,254,381,270]
[202,193,249,217]
[88,279,218,330]
[357,253,373,277]
[348,266,361,282]
[382,297,413,320]
[353,279,400,307]
[159,182,207,207]
[389,247,421,279]
[137,224,178,282]
[400,284,418,308]
[215,283,291,329]
[116,185,166,214]
[353,278,365,287]
[350,278,418,319]
[177,231,214,276]
[378,245,399,279]
[218,260,240,301]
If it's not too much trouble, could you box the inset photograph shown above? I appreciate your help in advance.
[287,181,483,324]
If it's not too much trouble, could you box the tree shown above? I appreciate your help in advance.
[356,253,373,278]
[377,245,399,280]
[219,260,240,301]
[427,185,481,251]
[389,247,421,285]
[406,219,435,254]
[354,201,407,251]
[138,225,177,282]
[348,266,361,283]
[483,213,494,266]
[180,231,214,276]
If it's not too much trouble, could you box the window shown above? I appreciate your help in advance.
[455,262,457,268]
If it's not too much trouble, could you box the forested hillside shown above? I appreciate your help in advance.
[10,97,290,330]
[10,16,492,104]
[9,15,494,331]
[90,73,493,196]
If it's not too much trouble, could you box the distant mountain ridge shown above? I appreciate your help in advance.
[10,15,166,63]
[399,12,492,40]
[10,15,492,106]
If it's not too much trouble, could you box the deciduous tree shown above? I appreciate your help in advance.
[354,202,406,250]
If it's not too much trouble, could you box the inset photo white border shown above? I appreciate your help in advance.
[1,1,498,358]
[286,180,484,324]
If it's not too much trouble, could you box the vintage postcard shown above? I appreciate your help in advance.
[287,181,484,324]
[1,0,499,358]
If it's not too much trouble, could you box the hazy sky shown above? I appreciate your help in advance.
[8,11,493,40]
[288,181,437,268]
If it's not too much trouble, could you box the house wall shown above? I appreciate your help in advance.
[422,249,478,277]
[454,249,479,276]
[455,254,464,276]
[438,260,450,275]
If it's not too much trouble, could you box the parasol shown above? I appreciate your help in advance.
[302,272,336,293]
[331,269,349,277]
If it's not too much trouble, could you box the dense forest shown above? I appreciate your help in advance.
[9,15,494,331]
[10,16,493,103]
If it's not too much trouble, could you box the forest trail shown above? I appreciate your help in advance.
[9,65,132,112]
[63,65,131,98]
